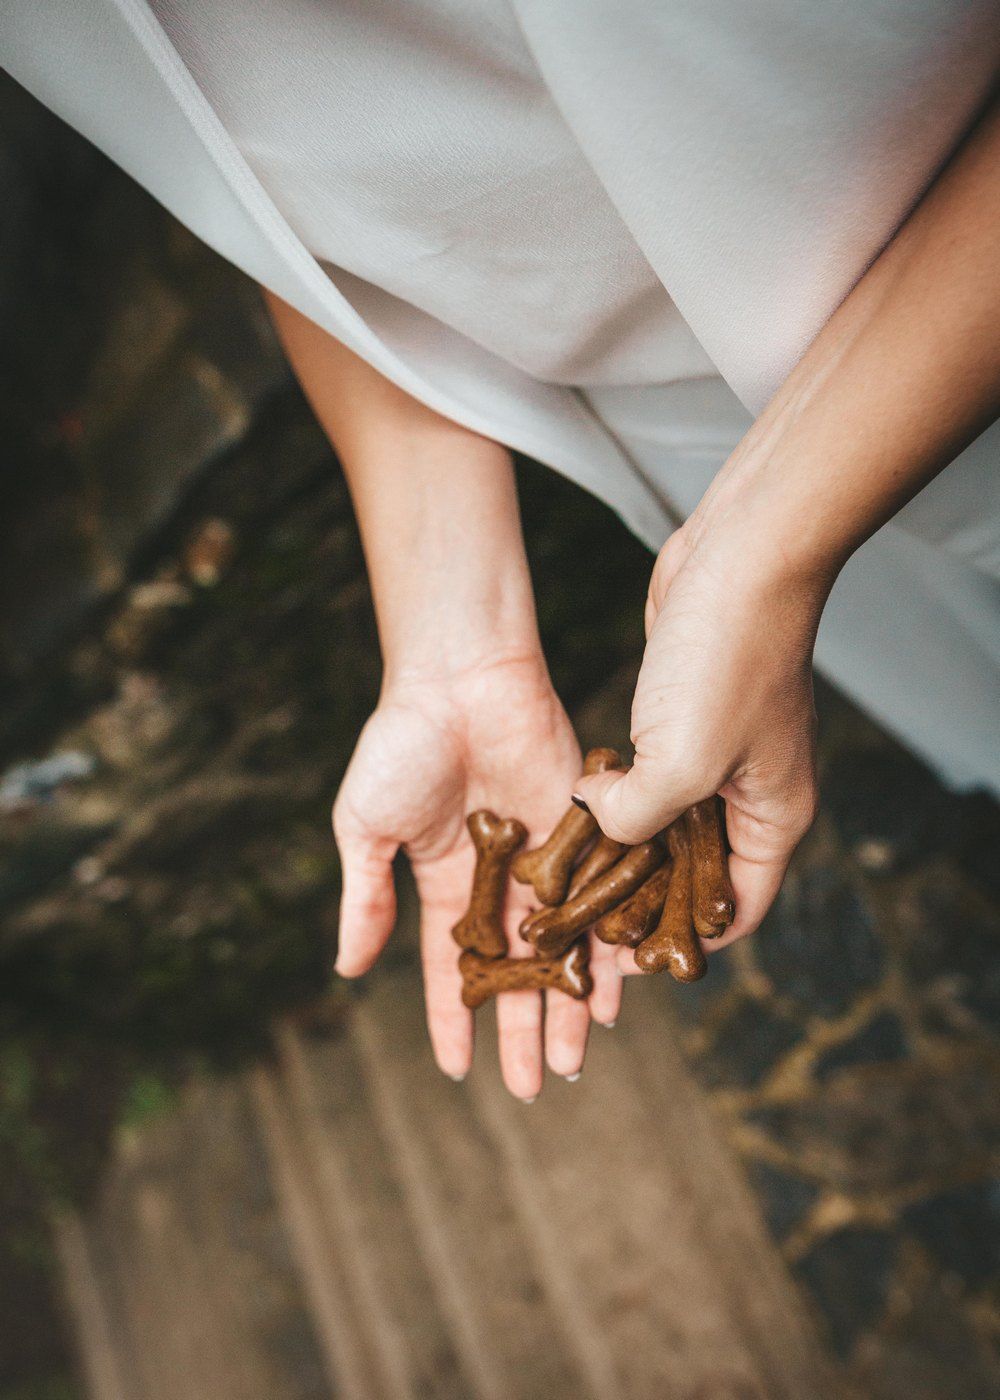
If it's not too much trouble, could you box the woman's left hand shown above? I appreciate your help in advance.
[333,655,624,1097]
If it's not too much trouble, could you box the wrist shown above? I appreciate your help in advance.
[382,632,549,695]
[377,539,544,691]
[685,435,854,604]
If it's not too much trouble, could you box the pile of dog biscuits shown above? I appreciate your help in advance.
[452,747,735,1009]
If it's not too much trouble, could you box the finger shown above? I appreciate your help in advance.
[495,923,544,1101]
[544,988,590,1078]
[615,845,786,967]
[420,900,475,1081]
[588,933,623,1027]
[334,833,399,976]
[710,849,787,947]
[573,761,689,847]
[718,791,813,945]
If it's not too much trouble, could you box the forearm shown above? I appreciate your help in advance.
[696,90,1000,584]
[264,293,541,685]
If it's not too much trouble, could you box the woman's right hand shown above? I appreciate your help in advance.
[333,655,624,1099]
[575,483,824,958]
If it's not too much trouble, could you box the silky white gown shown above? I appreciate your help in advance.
[3,0,999,793]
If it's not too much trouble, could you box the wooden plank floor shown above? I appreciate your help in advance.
[54,917,843,1399]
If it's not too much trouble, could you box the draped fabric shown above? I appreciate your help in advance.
[2,0,998,791]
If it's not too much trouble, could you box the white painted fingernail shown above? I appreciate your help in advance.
[564,1072,581,1083]
[448,1073,466,1082]
[521,1095,537,1105]
[601,1019,617,1029]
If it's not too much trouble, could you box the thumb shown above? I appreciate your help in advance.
[573,760,689,846]
[333,830,398,976]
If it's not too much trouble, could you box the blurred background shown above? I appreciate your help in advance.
[1,72,998,1400]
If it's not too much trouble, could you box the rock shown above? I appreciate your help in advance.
[0,817,111,917]
[950,790,1000,903]
[756,866,883,1017]
[814,1012,909,1082]
[744,1159,819,1240]
[701,999,804,1089]
[822,746,948,874]
[795,1227,898,1358]
[668,947,734,1027]
[850,1271,1000,1400]
[91,350,251,578]
[897,874,1000,1029]
[184,518,236,587]
[747,1057,1000,1194]
[0,750,95,811]
[903,1180,1000,1288]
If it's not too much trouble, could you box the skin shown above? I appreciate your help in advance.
[265,292,622,1098]
[266,89,1000,1082]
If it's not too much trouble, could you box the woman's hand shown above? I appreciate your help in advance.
[576,506,824,955]
[264,291,621,1091]
[582,91,1000,953]
[333,656,623,1097]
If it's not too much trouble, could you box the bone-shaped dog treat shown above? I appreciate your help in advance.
[593,862,673,946]
[451,810,527,957]
[519,904,547,944]
[567,832,628,898]
[526,840,664,958]
[634,821,707,981]
[686,796,735,938]
[511,747,621,905]
[459,943,593,1008]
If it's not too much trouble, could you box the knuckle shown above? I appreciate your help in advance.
[598,805,659,846]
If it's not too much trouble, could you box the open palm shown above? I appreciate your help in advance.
[332,659,622,1098]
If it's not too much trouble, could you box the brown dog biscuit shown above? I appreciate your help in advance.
[567,832,629,898]
[519,904,547,943]
[686,796,735,938]
[451,810,527,957]
[634,821,707,981]
[593,862,673,946]
[526,840,664,958]
[459,942,592,1009]
[511,747,621,905]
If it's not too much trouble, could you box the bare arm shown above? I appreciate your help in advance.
[264,294,622,1093]
[691,88,1000,580]
[263,294,539,684]
[578,90,1000,948]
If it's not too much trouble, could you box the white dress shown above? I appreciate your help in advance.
[4,0,999,794]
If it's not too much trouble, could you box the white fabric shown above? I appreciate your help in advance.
[151,0,716,388]
[588,382,1000,792]
[2,0,999,794]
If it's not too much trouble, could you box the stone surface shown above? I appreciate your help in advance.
[744,1160,820,1241]
[796,1228,898,1359]
[756,865,884,1017]
[894,869,1000,1029]
[903,1180,1000,1288]
[814,1013,909,1082]
[747,1055,1000,1194]
[701,998,805,1090]
[822,746,949,874]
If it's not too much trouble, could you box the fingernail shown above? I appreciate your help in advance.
[564,1072,581,1082]
[570,794,590,813]
[448,1072,466,1083]
[600,1019,617,1029]
[521,1095,537,1105]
